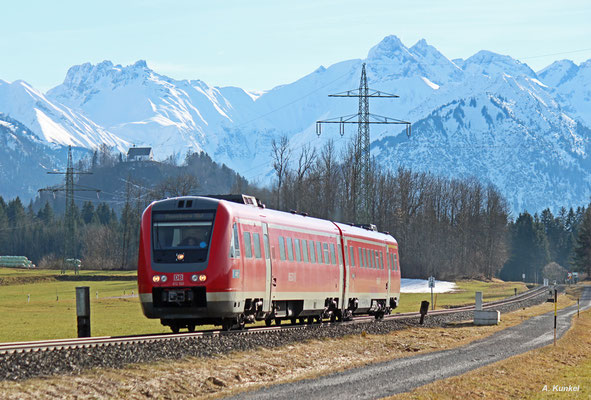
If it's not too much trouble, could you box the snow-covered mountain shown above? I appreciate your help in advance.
[538,59,591,128]
[47,60,265,165]
[0,79,127,151]
[0,114,90,200]
[1,35,591,213]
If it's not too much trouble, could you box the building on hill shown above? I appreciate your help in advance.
[127,146,153,162]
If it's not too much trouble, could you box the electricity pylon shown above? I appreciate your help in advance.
[39,145,100,273]
[316,62,411,223]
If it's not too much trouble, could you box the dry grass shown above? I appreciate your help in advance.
[0,287,582,400]
[387,287,590,400]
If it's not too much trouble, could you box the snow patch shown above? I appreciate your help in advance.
[421,76,440,90]
[400,278,457,293]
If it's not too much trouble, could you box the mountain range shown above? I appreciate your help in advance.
[1,35,590,213]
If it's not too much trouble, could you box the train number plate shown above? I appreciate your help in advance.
[173,274,184,282]
[168,290,185,302]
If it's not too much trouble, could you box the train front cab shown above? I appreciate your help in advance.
[138,196,241,332]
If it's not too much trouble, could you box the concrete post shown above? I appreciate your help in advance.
[475,291,483,311]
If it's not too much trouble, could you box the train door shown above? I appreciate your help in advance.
[262,223,273,312]
[340,238,349,313]
[386,245,391,301]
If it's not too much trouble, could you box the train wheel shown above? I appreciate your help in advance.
[170,323,180,334]
[307,316,314,324]
[299,318,307,324]
[187,323,196,333]
[274,318,282,326]
[315,315,323,324]
[330,313,337,323]
[238,315,246,330]
[222,319,233,331]
[265,318,272,327]
[343,309,353,321]
[290,317,297,325]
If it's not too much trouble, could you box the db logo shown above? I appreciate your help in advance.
[173,274,184,282]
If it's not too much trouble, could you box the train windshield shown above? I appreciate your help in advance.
[152,211,214,253]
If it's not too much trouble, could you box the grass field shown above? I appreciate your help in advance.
[0,267,167,342]
[0,267,528,342]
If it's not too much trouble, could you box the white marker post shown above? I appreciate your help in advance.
[428,276,435,310]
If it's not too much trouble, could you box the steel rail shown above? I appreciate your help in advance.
[0,285,548,355]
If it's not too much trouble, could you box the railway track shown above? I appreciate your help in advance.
[0,285,548,355]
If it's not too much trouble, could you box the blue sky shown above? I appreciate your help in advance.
[2,0,590,92]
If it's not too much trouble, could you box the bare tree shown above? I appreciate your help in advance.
[150,173,199,200]
[271,135,291,209]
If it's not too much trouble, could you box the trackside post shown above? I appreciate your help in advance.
[419,301,429,324]
[76,286,91,338]
[553,288,557,346]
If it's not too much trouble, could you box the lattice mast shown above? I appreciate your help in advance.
[316,63,411,222]
[39,146,100,271]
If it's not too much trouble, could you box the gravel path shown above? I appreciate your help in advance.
[229,286,591,400]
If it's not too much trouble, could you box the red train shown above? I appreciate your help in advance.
[137,195,401,332]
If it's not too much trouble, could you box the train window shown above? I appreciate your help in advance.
[322,243,329,265]
[253,233,262,259]
[279,237,286,261]
[294,239,302,262]
[287,237,294,261]
[363,249,368,269]
[316,242,323,263]
[345,246,350,266]
[390,253,394,271]
[380,252,384,269]
[243,232,253,258]
[309,240,315,263]
[229,223,241,258]
[394,254,398,271]
[350,246,355,267]
[152,211,215,260]
[330,244,336,265]
[302,239,309,263]
[386,252,390,270]
[359,248,363,268]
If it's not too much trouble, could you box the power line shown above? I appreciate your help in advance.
[38,146,101,271]
[316,63,411,222]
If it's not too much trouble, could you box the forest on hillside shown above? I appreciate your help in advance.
[1,141,590,281]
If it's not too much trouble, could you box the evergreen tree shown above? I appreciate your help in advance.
[37,202,54,223]
[500,212,550,283]
[81,201,97,224]
[572,206,591,276]
[96,203,113,225]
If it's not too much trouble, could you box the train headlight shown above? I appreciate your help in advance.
[152,275,160,283]
[191,274,198,282]
[199,274,207,282]
[161,275,168,283]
